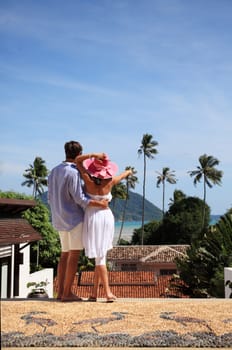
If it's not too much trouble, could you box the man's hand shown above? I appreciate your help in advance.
[99,198,109,209]
[89,198,109,209]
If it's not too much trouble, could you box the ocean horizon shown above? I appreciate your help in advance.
[113,214,221,244]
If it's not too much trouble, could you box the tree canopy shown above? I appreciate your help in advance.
[174,210,232,297]
[22,200,60,272]
[22,156,49,198]
[131,194,210,245]
[188,154,223,230]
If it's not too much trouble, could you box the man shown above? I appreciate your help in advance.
[48,141,108,301]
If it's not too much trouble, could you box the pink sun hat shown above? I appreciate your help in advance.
[83,154,118,179]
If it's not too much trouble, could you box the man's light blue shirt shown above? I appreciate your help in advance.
[48,162,90,231]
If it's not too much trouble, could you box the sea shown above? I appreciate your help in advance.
[113,215,221,244]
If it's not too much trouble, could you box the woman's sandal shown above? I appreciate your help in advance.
[106,296,117,303]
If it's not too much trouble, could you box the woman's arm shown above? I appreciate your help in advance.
[112,169,132,186]
[75,153,109,209]
[75,153,106,179]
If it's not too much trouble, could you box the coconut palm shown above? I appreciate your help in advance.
[111,182,127,214]
[156,167,177,219]
[117,166,138,245]
[188,154,223,229]
[22,157,49,198]
[138,133,158,245]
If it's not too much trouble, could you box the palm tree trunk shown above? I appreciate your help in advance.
[201,176,207,231]
[111,197,116,215]
[141,154,146,245]
[117,187,129,245]
[36,241,39,267]
[162,181,165,219]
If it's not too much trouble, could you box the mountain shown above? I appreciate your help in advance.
[110,191,162,221]
[40,191,162,222]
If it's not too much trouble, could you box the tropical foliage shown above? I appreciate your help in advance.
[131,220,160,245]
[156,167,177,218]
[22,200,60,273]
[160,195,210,244]
[78,251,95,272]
[111,182,127,212]
[131,194,210,245]
[188,154,223,229]
[117,166,138,245]
[169,189,186,205]
[22,156,49,198]
[0,190,33,200]
[173,210,232,297]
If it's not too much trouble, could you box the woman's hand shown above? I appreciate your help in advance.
[95,153,107,160]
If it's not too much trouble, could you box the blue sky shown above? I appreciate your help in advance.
[1,0,232,215]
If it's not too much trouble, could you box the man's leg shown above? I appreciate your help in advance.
[61,249,81,301]
[56,251,68,299]
[61,223,83,301]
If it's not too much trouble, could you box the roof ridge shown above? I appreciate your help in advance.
[140,246,171,262]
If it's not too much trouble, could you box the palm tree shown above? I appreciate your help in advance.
[156,167,177,219]
[138,133,158,245]
[188,154,223,229]
[117,166,138,245]
[22,163,49,269]
[22,157,49,198]
[111,182,127,214]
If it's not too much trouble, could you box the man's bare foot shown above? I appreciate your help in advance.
[61,293,83,302]
[57,293,62,300]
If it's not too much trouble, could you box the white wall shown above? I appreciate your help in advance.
[18,244,30,297]
[18,243,54,298]
[224,267,232,298]
[28,268,54,298]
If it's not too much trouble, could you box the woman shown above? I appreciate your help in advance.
[76,152,132,302]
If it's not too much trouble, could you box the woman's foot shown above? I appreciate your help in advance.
[106,294,117,303]
[87,296,97,302]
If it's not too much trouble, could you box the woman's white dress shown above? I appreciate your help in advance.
[82,193,114,259]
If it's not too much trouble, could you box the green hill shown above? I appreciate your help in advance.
[110,191,162,222]
[41,191,162,222]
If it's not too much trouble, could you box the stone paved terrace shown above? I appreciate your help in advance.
[1,298,232,348]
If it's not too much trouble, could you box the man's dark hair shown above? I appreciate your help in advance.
[64,141,83,159]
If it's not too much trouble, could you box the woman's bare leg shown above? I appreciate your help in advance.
[89,266,100,300]
[96,265,116,301]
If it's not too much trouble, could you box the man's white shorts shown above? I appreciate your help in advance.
[59,223,83,252]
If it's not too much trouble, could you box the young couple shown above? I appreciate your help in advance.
[48,141,132,302]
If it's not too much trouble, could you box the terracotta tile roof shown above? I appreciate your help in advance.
[54,271,188,299]
[79,271,157,285]
[0,198,36,216]
[0,198,41,245]
[107,245,189,263]
[0,218,42,245]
